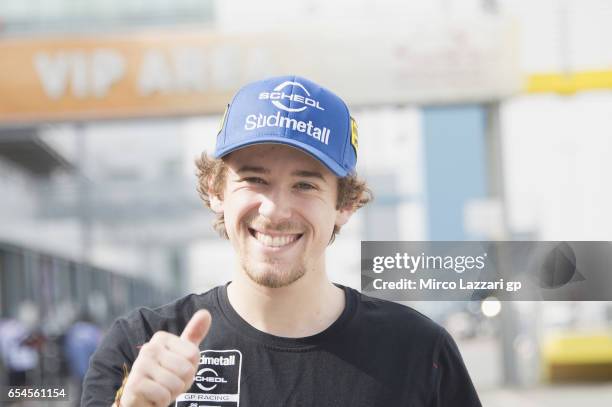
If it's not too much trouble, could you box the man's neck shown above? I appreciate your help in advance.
[226,269,345,338]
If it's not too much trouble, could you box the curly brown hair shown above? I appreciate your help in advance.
[195,152,373,244]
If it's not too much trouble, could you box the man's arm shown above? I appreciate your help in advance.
[81,317,136,407]
[431,328,482,407]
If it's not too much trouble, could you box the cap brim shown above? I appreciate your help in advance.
[214,135,348,177]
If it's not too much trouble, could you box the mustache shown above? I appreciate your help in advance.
[247,217,303,234]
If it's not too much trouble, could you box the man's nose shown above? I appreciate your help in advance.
[258,190,292,222]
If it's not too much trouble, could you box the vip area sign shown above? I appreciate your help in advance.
[0,19,520,123]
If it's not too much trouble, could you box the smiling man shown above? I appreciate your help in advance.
[82,76,481,406]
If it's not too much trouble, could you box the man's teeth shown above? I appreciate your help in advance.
[254,231,299,247]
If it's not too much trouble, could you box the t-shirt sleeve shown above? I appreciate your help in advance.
[431,328,482,407]
[81,318,137,407]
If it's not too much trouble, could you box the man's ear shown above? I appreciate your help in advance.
[335,206,354,229]
[210,193,224,213]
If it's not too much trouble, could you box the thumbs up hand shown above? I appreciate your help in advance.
[117,310,211,407]
[180,310,211,345]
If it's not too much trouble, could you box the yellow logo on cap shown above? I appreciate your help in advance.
[350,116,358,154]
[217,104,229,134]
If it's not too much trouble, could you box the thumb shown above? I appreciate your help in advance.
[180,309,212,345]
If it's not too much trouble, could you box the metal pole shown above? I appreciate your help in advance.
[75,123,92,263]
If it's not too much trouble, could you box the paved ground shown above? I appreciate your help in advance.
[479,383,612,406]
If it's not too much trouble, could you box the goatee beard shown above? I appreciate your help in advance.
[243,259,306,288]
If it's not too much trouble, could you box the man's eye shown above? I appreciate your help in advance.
[240,177,267,185]
[295,182,316,190]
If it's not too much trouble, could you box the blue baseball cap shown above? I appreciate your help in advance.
[214,75,358,177]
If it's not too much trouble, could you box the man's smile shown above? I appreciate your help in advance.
[248,227,304,248]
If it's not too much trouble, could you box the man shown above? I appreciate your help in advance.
[82,75,481,406]
[64,310,103,406]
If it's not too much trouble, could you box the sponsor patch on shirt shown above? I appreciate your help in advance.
[175,349,242,407]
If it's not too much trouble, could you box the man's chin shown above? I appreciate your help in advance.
[244,263,306,289]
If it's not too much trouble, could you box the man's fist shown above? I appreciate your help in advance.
[118,310,211,407]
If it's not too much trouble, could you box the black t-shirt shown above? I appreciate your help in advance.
[82,283,481,406]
